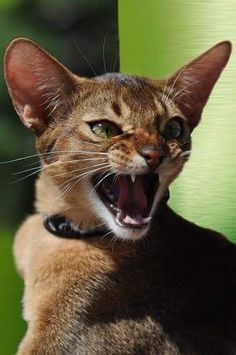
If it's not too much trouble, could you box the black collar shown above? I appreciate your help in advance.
[43,214,108,239]
[43,190,170,240]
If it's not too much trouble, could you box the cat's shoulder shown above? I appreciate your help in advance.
[158,206,236,279]
[165,205,235,251]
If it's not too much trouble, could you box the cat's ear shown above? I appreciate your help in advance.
[165,41,232,131]
[4,38,79,135]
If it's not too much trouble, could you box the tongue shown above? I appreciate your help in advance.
[115,176,147,226]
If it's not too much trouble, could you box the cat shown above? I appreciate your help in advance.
[4,38,236,354]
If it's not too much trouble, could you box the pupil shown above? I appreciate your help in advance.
[170,122,180,137]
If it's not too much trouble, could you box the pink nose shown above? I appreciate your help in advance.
[140,145,165,168]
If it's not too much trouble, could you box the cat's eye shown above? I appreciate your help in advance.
[89,120,122,139]
[162,117,184,140]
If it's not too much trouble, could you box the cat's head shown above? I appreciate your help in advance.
[4,39,231,241]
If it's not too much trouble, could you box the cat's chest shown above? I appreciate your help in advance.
[44,235,230,320]
[61,240,234,355]
[25,225,235,355]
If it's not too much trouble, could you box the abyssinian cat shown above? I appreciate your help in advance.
[4,38,236,354]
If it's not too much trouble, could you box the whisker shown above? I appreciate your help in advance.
[55,164,109,201]
[91,170,115,192]
[171,77,209,103]
[56,180,79,201]
[72,38,97,76]
[0,152,54,164]
[102,27,111,74]
[11,167,44,183]
[112,171,123,189]
[0,151,108,169]
[60,157,107,163]
[53,162,110,179]
[48,150,109,156]
[13,157,107,175]
[11,158,78,181]
[11,158,108,183]
[12,159,76,179]
[13,165,42,175]
[180,150,191,157]
[73,151,108,156]
[26,160,42,167]
[0,151,82,164]
[112,52,119,73]
[179,139,191,147]
[101,230,113,241]
[164,63,189,106]
[57,164,110,193]
[161,76,169,103]
[1,149,109,165]
[110,235,119,253]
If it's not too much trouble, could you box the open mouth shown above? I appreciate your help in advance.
[92,173,159,229]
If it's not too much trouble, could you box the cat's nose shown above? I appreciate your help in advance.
[140,145,165,168]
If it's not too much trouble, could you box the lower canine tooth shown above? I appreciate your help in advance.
[131,174,136,183]
[143,216,152,223]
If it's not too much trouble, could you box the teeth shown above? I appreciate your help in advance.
[116,212,152,226]
[143,216,152,223]
[115,217,124,227]
[131,174,136,183]
[123,215,140,225]
[111,204,119,211]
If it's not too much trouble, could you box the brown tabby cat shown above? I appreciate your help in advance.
[4,38,236,354]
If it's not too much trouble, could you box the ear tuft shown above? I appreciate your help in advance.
[165,41,232,130]
[4,38,77,134]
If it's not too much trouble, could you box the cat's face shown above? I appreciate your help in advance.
[37,76,191,240]
[4,39,231,240]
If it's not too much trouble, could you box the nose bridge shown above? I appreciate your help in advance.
[132,129,165,168]
[132,129,160,150]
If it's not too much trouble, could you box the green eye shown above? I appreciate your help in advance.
[90,120,122,139]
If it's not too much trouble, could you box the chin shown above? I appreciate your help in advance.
[108,216,149,241]
[90,191,150,241]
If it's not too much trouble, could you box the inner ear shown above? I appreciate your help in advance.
[160,41,232,131]
[4,38,78,134]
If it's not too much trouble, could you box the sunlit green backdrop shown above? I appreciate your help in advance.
[119,0,236,243]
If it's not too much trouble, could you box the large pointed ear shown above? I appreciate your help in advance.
[163,41,232,131]
[4,38,79,135]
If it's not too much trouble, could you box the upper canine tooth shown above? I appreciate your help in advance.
[131,174,136,183]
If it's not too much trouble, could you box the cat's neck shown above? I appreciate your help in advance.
[35,172,176,239]
[35,172,101,230]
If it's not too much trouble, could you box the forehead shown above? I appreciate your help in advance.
[74,74,179,127]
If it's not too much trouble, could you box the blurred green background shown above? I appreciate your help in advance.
[0,0,235,353]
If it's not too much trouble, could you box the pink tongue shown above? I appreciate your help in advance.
[116,176,147,218]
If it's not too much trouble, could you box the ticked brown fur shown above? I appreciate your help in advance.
[5,39,236,354]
